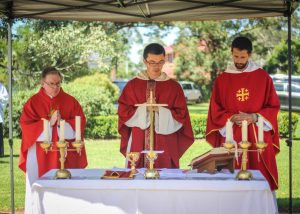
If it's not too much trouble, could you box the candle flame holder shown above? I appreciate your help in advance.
[40,141,51,154]
[40,139,84,179]
[223,141,235,150]
[223,140,267,180]
[72,140,83,153]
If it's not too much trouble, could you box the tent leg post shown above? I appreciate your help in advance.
[7,13,15,214]
[286,3,293,214]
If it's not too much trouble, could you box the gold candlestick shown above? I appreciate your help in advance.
[55,141,71,179]
[236,141,252,180]
[40,139,84,179]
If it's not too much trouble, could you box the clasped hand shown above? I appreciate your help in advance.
[49,110,61,126]
[230,111,257,126]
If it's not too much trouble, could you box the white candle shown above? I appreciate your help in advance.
[258,116,264,142]
[43,119,49,142]
[75,116,81,141]
[242,120,248,142]
[225,119,233,142]
[59,120,65,142]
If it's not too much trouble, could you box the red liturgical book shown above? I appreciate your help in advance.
[101,170,134,179]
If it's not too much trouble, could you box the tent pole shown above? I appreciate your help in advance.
[286,3,293,214]
[6,4,15,214]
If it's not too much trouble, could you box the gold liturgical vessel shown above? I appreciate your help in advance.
[135,90,167,179]
[127,152,140,178]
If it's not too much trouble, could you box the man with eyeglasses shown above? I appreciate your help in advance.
[118,43,194,169]
[19,67,87,214]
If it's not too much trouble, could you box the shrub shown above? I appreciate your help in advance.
[4,88,37,138]
[277,112,299,138]
[190,114,207,139]
[84,112,299,139]
[86,115,119,139]
[63,73,118,118]
[4,73,118,138]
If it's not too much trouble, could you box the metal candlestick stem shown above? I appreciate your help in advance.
[223,140,267,180]
[40,140,83,179]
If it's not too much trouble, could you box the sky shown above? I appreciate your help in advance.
[129,27,179,64]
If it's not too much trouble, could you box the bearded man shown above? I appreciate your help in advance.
[206,36,280,192]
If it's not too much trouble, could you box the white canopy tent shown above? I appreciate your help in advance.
[0,0,299,213]
[0,0,297,21]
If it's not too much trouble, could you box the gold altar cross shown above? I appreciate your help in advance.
[135,90,167,178]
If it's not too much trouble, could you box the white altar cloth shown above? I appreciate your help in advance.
[31,169,276,214]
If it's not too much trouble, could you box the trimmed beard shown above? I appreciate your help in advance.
[234,61,248,70]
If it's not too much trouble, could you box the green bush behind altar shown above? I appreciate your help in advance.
[86,112,299,139]
[3,73,119,138]
[3,71,299,139]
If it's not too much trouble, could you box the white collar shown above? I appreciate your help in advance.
[136,71,170,81]
[225,60,260,73]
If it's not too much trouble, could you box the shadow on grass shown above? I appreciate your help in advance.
[278,198,300,212]
[0,160,8,163]
[0,154,19,158]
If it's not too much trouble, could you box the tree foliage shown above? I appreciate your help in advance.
[170,9,300,100]
[264,38,300,75]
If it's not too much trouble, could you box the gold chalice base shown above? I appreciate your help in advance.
[236,170,253,180]
[144,169,160,179]
[55,169,71,179]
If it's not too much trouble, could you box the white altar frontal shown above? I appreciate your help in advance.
[31,168,276,214]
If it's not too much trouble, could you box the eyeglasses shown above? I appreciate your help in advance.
[145,59,165,66]
[43,81,61,88]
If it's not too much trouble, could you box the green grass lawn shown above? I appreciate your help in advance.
[1,138,300,212]
[187,102,209,115]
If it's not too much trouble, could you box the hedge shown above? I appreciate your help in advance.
[4,73,118,138]
[85,112,299,139]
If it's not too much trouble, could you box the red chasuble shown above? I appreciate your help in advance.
[118,78,194,168]
[206,69,280,190]
[19,88,87,177]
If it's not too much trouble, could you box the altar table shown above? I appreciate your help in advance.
[31,169,276,214]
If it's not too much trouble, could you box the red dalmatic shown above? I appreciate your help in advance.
[19,88,87,177]
[118,78,194,168]
[206,69,280,190]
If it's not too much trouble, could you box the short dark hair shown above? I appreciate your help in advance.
[143,43,165,59]
[231,36,252,53]
[42,67,62,79]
